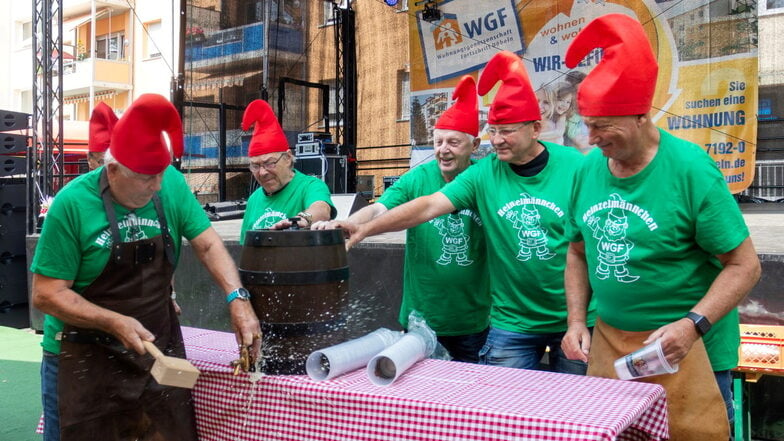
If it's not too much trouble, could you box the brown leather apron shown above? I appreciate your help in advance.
[58,169,197,441]
[589,318,728,441]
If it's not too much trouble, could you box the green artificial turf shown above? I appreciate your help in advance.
[0,326,43,441]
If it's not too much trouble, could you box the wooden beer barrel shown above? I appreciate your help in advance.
[239,229,349,375]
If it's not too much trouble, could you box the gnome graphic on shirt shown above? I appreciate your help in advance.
[505,193,556,261]
[432,213,473,266]
[587,193,639,283]
[123,212,147,242]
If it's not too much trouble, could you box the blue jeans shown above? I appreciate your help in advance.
[437,327,489,363]
[479,326,588,375]
[714,369,734,424]
[41,350,60,441]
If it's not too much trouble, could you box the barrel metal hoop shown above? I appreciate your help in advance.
[261,318,347,337]
[239,266,349,285]
[245,229,346,247]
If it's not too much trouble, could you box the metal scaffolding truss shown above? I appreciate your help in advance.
[331,1,357,191]
[30,0,64,234]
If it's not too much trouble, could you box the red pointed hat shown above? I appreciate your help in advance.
[88,102,118,153]
[477,51,541,124]
[434,75,479,137]
[242,99,289,157]
[110,94,183,175]
[565,13,658,116]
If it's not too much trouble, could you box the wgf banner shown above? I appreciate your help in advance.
[408,0,758,193]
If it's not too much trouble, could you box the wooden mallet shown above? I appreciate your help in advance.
[143,341,200,389]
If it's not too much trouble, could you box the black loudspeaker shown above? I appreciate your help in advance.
[331,193,370,220]
[294,155,348,193]
[0,157,26,177]
[0,113,29,304]
[0,181,25,255]
[0,254,28,307]
[0,181,27,306]
[0,109,31,131]
[383,175,400,190]
[1,133,29,154]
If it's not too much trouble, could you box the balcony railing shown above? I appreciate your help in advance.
[185,22,304,65]
[48,57,131,92]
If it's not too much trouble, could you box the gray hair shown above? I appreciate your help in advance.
[104,154,147,178]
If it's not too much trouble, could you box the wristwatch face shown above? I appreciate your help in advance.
[695,317,711,335]
[227,287,251,304]
[687,312,711,335]
[237,287,250,300]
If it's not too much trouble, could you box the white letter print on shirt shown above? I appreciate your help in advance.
[252,208,287,230]
[586,193,639,283]
[504,193,556,262]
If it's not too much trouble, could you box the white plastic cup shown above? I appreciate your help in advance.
[614,338,679,380]
[366,332,431,386]
[305,328,403,381]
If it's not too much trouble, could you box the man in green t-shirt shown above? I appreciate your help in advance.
[31,95,261,441]
[313,76,490,362]
[560,15,761,439]
[331,52,593,375]
[239,99,335,243]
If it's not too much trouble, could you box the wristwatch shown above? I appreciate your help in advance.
[297,211,313,227]
[686,312,712,336]
[226,287,251,304]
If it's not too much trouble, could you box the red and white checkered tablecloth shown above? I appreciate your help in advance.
[183,327,669,441]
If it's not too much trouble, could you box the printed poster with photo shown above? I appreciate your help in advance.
[407,0,758,193]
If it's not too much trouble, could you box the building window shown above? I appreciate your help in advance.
[144,21,162,59]
[323,2,336,26]
[399,70,410,121]
[22,21,32,40]
[245,0,264,23]
[96,33,125,60]
[320,79,343,128]
[20,90,33,114]
[323,0,348,26]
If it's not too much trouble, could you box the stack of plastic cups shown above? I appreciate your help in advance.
[306,328,403,381]
[366,325,437,386]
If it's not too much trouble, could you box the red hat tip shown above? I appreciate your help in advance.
[110,94,182,175]
[434,75,479,137]
[564,14,658,117]
[242,99,289,157]
[478,51,540,124]
[88,102,118,153]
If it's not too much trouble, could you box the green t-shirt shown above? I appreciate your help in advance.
[239,170,336,245]
[31,166,212,354]
[567,129,748,370]
[377,160,490,335]
[441,142,595,334]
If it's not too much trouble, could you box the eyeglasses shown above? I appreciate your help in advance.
[486,122,534,138]
[249,153,287,172]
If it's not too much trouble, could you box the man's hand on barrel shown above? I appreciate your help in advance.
[309,220,335,230]
[311,220,363,250]
[270,217,308,230]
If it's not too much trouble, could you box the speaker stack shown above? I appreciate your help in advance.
[293,132,348,194]
[0,109,30,309]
